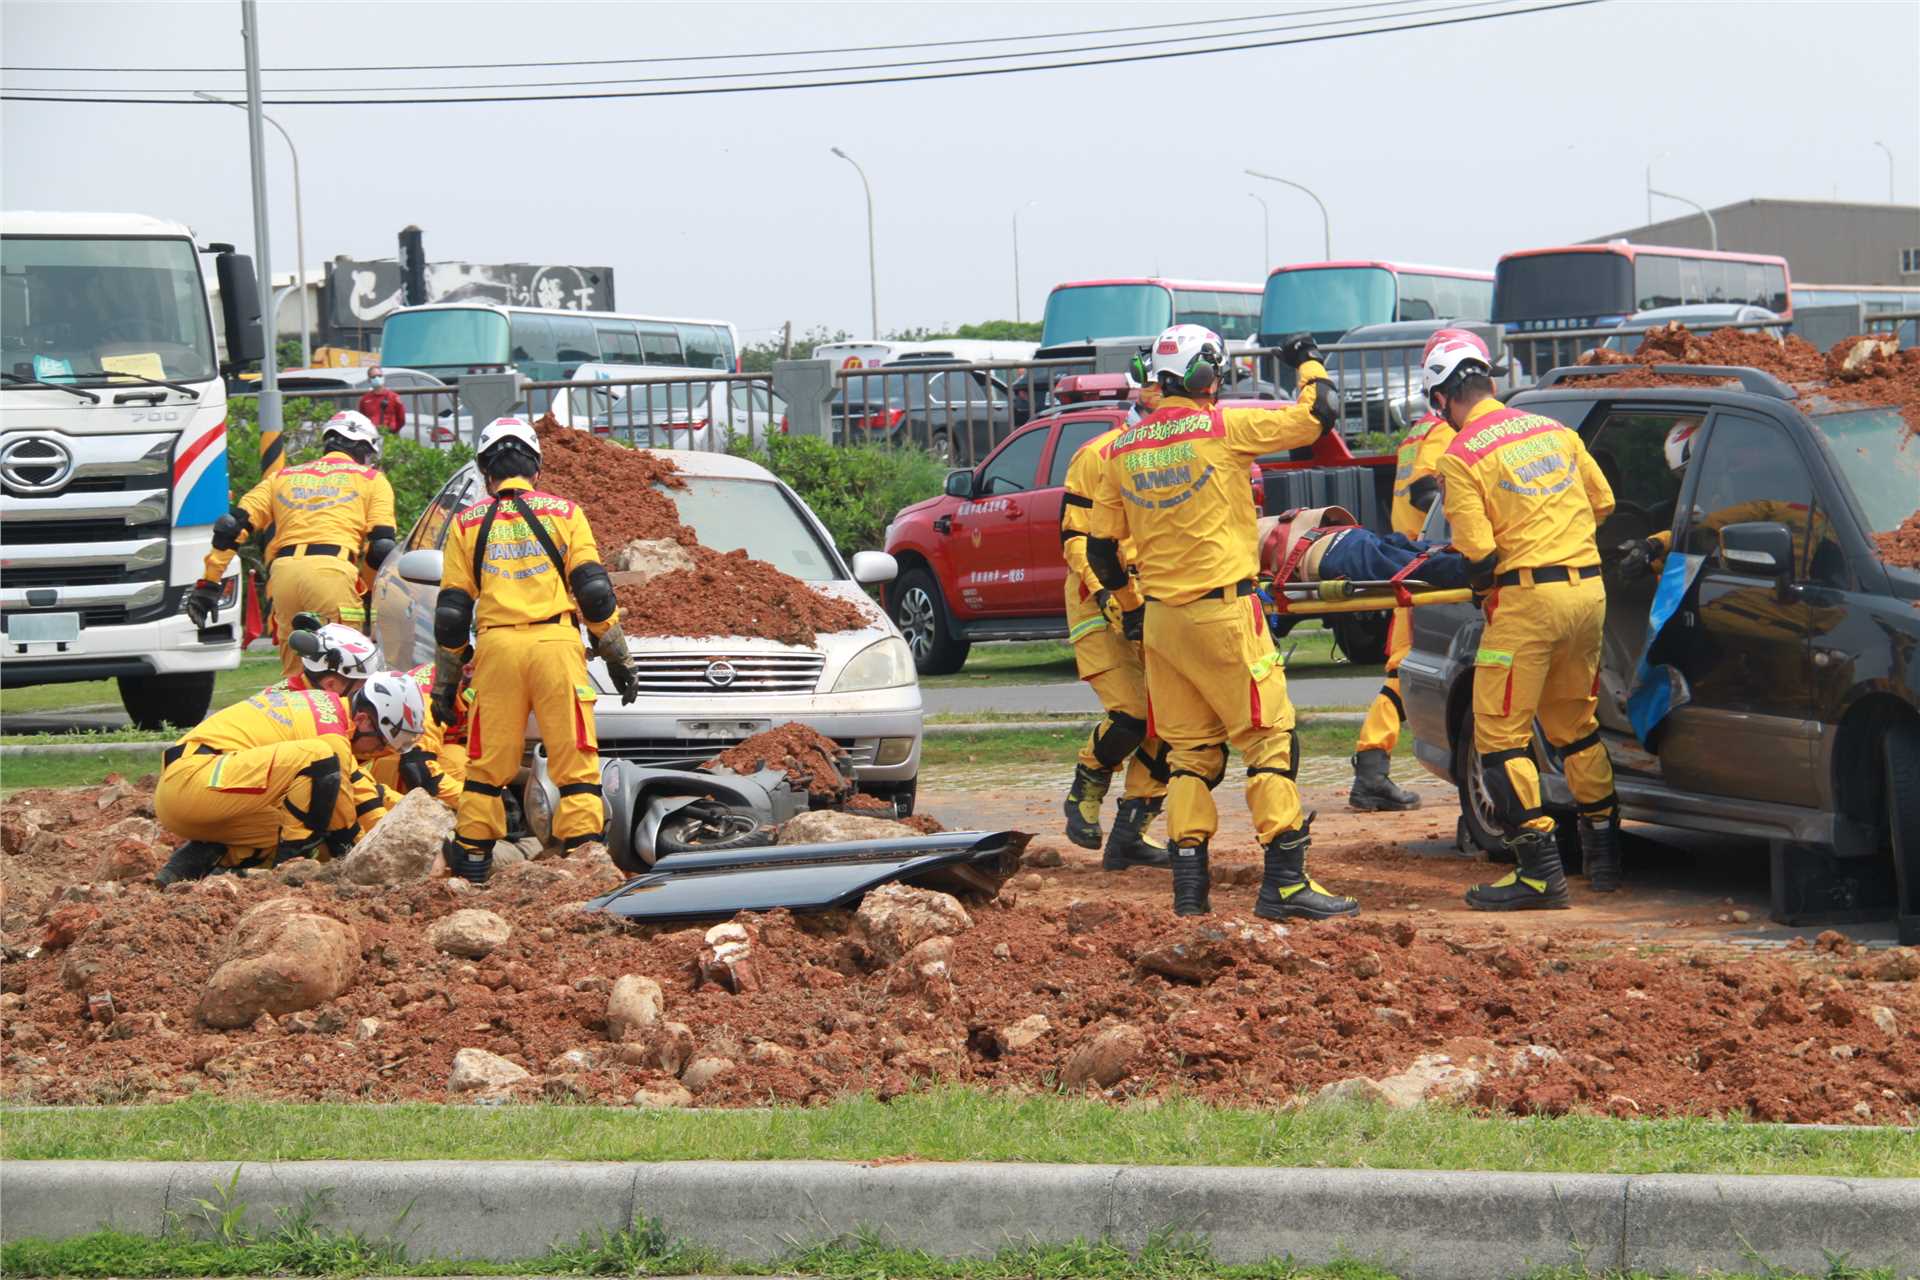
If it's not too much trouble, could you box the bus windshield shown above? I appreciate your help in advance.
[379,308,510,371]
[1260,267,1395,341]
[1494,252,1632,324]
[0,236,217,384]
[1041,284,1173,346]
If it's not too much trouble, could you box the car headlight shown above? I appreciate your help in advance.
[831,636,916,693]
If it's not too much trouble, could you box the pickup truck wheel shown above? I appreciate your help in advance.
[1330,611,1390,665]
[891,568,970,675]
[118,672,216,732]
[1454,710,1513,862]
[929,430,952,466]
[1887,722,1920,944]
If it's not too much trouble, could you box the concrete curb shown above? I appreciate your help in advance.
[924,712,1365,735]
[0,740,166,756]
[3,1161,1915,1279]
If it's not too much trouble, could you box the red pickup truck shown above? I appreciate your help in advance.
[882,375,1399,674]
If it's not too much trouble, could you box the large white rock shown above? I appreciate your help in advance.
[448,1047,531,1092]
[777,810,919,845]
[606,974,664,1041]
[340,790,454,885]
[195,898,359,1029]
[427,909,511,959]
[855,882,972,964]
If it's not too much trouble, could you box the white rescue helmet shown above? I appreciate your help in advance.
[476,415,542,462]
[1664,419,1703,473]
[1422,326,1482,362]
[302,623,380,680]
[322,409,381,453]
[1422,330,1499,401]
[355,671,427,751]
[1142,323,1228,393]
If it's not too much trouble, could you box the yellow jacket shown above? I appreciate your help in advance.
[1389,413,1456,538]
[1089,364,1333,605]
[175,686,388,832]
[1061,425,1142,624]
[202,451,395,581]
[439,478,619,639]
[1436,398,1614,577]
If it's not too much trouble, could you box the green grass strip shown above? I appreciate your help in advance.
[1,748,167,794]
[4,1092,1911,1177]
[923,723,1407,769]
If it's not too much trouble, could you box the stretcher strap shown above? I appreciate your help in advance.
[1387,547,1434,609]
[1273,524,1361,588]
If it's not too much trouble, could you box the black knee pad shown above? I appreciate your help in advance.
[1247,732,1300,783]
[286,756,343,835]
[1478,747,1541,829]
[1134,739,1172,784]
[1092,711,1147,770]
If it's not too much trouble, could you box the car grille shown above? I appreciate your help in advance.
[628,651,826,695]
[600,736,872,767]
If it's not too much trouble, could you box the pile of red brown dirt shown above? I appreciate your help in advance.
[1873,510,1920,570]
[4,780,1917,1123]
[531,417,868,645]
[706,724,849,799]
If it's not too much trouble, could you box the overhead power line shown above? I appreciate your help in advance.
[0,1,1603,107]
[5,0,1503,95]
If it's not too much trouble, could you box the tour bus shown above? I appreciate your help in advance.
[1793,283,1920,345]
[378,303,742,384]
[1037,277,1263,353]
[1257,260,1494,346]
[814,338,1038,371]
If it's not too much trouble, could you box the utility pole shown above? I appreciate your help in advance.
[1874,140,1895,202]
[1649,187,1717,251]
[195,89,308,367]
[1245,170,1330,260]
[780,320,792,360]
[1012,200,1037,323]
[831,147,878,339]
[240,0,282,476]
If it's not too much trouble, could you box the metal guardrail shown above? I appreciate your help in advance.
[1863,309,1920,343]
[830,356,1091,469]
[521,371,782,451]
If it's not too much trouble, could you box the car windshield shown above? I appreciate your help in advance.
[1808,406,1920,536]
[670,476,842,581]
[380,309,510,371]
[1,235,217,384]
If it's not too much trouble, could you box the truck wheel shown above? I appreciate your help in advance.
[890,568,970,676]
[117,672,216,732]
[1330,611,1390,665]
[929,430,952,466]
[1886,721,1920,945]
[655,801,775,856]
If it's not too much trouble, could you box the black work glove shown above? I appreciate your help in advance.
[1094,588,1125,632]
[592,627,640,706]
[1120,605,1145,643]
[184,580,221,627]
[398,747,434,794]
[430,646,465,728]
[1616,538,1658,578]
[1278,332,1323,369]
[1306,379,1341,435]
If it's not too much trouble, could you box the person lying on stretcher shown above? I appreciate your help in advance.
[1257,505,1473,591]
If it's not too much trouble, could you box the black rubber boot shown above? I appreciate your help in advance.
[1581,816,1621,893]
[1103,797,1171,870]
[1170,840,1211,916]
[443,836,494,885]
[1465,829,1571,911]
[1254,823,1360,920]
[1348,749,1421,812]
[1063,763,1112,850]
[154,841,225,886]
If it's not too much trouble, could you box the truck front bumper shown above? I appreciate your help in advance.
[1,607,242,688]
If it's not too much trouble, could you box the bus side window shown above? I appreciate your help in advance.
[638,322,682,365]
[510,314,557,369]
[681,324,728,370]
[596,324,641,364]
[551,316,599,369]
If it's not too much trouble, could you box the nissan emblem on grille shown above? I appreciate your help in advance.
[0,437,74,494]
[704,660,737,688]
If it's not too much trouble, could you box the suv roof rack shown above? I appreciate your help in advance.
[1532,364,1794,399]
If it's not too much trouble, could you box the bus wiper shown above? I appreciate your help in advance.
[68,370,203,401]
[0,371,101,403]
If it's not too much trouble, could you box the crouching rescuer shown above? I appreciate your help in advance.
[1087,324,1358,920]
[1429,333,1619,907]
[153,676,424,884]
[434,417,640,883]
[1059,420,1170,871]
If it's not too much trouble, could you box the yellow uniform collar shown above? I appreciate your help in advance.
[492,478,533,497]
[1463,397,1507,424]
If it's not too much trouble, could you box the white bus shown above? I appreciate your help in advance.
[378,303,741,383]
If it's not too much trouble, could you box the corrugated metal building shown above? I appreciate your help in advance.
[1588,198,1920,285]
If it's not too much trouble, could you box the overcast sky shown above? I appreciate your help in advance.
[4,1,1916,342]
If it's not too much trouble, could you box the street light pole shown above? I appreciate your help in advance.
[1244,169,1329,260]
[1874,140,1895,202]
[197,88,309,368]
[1246,191,1270,276]
[1649,187,1717,251]
[831,147,878,339]
[1012,200,1037,323]
[238,0,282,475]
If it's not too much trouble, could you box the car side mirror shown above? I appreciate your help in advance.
[396,547,444,586]
[944,468,976,499]
[851,550,898,585]
[1718,521,1794,581]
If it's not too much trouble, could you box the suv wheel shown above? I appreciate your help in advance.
[118,672,216,732]
[890,568,970,675]
[1329,611,1391,665]
[928,430,952,466]
[1887,721,1920,944]
[1454,711,1584,871]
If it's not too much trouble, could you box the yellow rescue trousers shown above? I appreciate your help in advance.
[1071,612,1168,801]
[155,738,365,861]
[370,739,468,810]
[1471,573,1615,834]
[457,621,603,849]
[1143,589,1301,846]
[1355,606,1412,753]
[266,551,363,678]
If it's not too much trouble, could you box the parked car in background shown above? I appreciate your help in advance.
[814,339,1037,370]
[1598,304,1786,351]
[545,363,786,451]
[373,448,923,813]
[1324,320,1530,436]
[832,366,1016,466]
[273,365,465,443]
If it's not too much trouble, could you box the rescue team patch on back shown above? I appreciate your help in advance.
[286,457,378,479]
[1444,409,1563,465]
[1106,410,1224,456]
[454,492,576,529]
[1106,406,1224,510]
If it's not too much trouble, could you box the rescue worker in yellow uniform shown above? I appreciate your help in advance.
[153,674,425,884]
[1059,424,1170,871]
[1430,333,1617,906]
[1087,324,1355,919]
[187,410,398,679]
[434,417,639,883]
[368,660,471,809]
[1348,330,1477,812]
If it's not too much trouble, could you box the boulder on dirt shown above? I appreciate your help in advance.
[97,838,159,883]
[614,1020,696,1075]
[1874,949,1920,983]
[340,790,453,885]
[682,1054,734,1094]
[776,809,914,845]
[195,898,359,1029]
[997,1013,1052,1054]
[1134,919,1291,984]
[38,903,100,950]
[448,1047,530,1092]
[1062,1023,1145,1089]
[606,974,664,1040]
[613,537,697,584]
[631,1080,695,1109]
[427,909,511,959]
[855,882,973,964]
[698,922,759,993]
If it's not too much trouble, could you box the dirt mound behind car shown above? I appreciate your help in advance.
[1873,510,1920,570]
